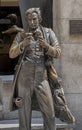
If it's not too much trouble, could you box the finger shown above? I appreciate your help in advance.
[39,39,45,44]
[25,36,31,39]
[38,37,44,41]
[25,36,33,40]
[38,36,43,40]
[26,32,33,37]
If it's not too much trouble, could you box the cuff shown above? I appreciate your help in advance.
[19,42,25,52]
[45,46,57,56]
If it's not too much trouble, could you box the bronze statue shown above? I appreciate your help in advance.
[9,8,75,130]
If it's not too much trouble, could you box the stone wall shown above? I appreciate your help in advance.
[53,1,82,130]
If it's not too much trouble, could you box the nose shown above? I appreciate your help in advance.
[31,20,34,24]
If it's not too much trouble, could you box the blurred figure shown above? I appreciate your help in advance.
[2,14,23,74]
[2,13,23,45]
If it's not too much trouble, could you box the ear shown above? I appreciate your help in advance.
[39,16,42,23]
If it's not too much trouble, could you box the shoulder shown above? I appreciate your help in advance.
[42,26,55,36]
[42,26,56,38]
[42,27,52,33]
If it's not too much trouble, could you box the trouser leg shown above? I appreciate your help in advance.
[17,71,33,130]
[17,62,35,130]
[18,88,32,130]
[35,80,56,130]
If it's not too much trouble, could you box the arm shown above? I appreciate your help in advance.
[9,32,24,58]
[9,32,33,58]
[2,26,23,34]
[39,28,61,58]
[46,29,61,58]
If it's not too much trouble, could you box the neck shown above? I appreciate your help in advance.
[29,26,40,32]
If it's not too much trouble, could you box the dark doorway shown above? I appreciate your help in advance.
[0,6,22,75]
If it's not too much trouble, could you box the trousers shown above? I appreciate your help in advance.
[17,60,56,130]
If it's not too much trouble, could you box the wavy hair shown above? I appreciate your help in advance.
[25,8,42,23]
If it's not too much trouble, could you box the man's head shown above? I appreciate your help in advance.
[25,8,42,30]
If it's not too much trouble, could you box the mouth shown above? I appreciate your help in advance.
[31,26,37,29]
[31,25,36,28]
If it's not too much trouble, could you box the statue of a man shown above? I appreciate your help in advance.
[9,7,75,130]
[9,7,61,130]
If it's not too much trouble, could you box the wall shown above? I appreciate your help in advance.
[53,1,82,130]
[0,0,18,6]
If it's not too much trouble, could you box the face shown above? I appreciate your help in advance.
[26,12,39,30]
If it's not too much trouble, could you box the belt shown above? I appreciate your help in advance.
[23,56,44,64]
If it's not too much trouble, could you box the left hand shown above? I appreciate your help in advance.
[15,97,23,108]
[38,37,49,49]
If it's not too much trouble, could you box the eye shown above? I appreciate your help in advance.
[33,17,37,20]
[28,18,31,21]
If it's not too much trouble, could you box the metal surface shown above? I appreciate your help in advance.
[70,20,82,35]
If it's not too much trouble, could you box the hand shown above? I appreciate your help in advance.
[23,33,34,46]
[15,97,23,108]
[38,37,49,49]
[2,31,5,34]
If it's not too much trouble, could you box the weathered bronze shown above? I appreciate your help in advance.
[9,8,75,130]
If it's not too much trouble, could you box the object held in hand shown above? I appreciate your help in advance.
[15,97,23,107]
[25,32,34,40]
[33,31,42,40]
[25,32,33,37]
[33,31,41,37]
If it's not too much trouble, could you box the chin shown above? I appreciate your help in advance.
[31,27,38,30]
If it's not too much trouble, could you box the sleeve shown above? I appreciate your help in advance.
[45,29,61,58]
[9,32,25,58]
[2,28,14,34]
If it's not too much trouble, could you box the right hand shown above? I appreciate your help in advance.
[15,97,23,108]
[22,33,34,47]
